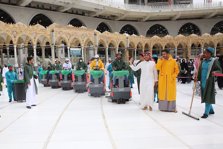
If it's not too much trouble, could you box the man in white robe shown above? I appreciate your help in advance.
[130,51,158,110]
[24,57,38,109]
[2,64,9,86]
[63,58,72,70]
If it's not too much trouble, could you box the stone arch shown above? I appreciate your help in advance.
[210,21,223,35]
[152,43,163,56]
[68,18,86,27]
[56,35,69,46]
[29,13,53,27]
[0,8,15,24]
[164,42,176,57]
[178,23,201,36]
[16,34,34,45]
[120,24,139,35]
[96,22,112,33]
[98,39,107,62]
[176,42,187,58]
[108,40,116,60]
[146,24,169,37]
[84,38,94,62]
[69,37,82,48]
[191,43,202,58]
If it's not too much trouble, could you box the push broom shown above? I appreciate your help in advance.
[182,60,200,120]
[182,79,200,120]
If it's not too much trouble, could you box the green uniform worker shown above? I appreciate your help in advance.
[111,53,128,87]
[0,73,3,95]
[76,58,87,72]
[5,64,17,102]
[76,58,87,81]
[112,53,127,71]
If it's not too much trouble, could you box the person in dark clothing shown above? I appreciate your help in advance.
[180,59,189,84]
[75,58,88,81]
[112,53,128,87]
[217,55,223,89]
[133,53,144,94]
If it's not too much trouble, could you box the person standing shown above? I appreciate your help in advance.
[5,64,17,102]
[105,58,112,90]
[196,47,222,118]
[0,70,3,96]
[180,59,188,84]
[156,50,179,112]
[217,55,223,89]
[24,57,38,109]
[2,64,9,87]
[130,51,158,111]
[112,53,128,87]
[133,53,144,94]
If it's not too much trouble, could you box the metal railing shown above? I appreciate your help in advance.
[82,0,223,12]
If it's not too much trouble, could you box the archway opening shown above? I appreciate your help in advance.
[178,23,201,36]
[69,18,85,27]
[0,9,15,24]
[146,24,169,37]
[120,24,138,35]
[96,22,112,33]
[211,21,223,35]
[30,14,53,27]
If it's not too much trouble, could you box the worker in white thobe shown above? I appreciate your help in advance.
[24,57,38,109]
[130,51,158,110]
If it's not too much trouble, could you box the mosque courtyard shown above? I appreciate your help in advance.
[0,82,223,149]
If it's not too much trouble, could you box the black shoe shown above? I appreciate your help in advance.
[31,105,37,106]
[209,111,215,115]
[9,99,12,102]
[201,114,208,119]
[26,106,32,109]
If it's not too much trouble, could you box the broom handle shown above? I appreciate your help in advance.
[189,81,196,114]
[189,58,201,114]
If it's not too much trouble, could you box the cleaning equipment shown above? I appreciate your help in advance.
[40,70,50,87]
[73,70,87,93]
[61,70,73,90]
[88,70,105,97]
[109,70,131,104]
[182,80,200,120]
[49,70,61,88]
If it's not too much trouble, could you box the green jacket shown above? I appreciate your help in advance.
[197,59,222,104]
[53,64,62,70]
[76,62,87,72]
[0,73,2,91]
[24,63,38,94]
[112,59,127,71]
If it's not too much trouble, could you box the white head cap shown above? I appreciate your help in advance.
[65,58,69,61]
[95,54,99,58]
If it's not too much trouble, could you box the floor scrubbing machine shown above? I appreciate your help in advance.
[73,70,87,93]
[49,70,61,88]
[40,70,50,87]
[110,70,131,104]
[88,70,105,97]
[61,70,73,90]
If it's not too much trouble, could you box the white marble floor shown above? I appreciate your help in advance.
[0,81,223,149]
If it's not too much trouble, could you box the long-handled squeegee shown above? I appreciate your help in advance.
[182,81,200,121]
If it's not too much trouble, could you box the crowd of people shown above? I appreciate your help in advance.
[0,47,223,119]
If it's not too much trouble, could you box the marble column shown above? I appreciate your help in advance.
[14,45,18,67]
[51,45,55,64]
[105,47,109,63]
[33,45,37,67]
[7,46,10,63]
